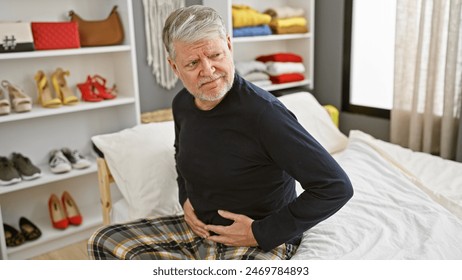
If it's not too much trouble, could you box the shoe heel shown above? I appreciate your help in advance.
[34,71,62,108]
[77,76,102,102]
[48,194,69,229]
[51,68,79,106]
[62,191,83,225]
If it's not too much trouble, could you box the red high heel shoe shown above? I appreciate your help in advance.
[48,194,69,229]
[91,75,117,100]
[62,191,83,226]
[77,76,102,102]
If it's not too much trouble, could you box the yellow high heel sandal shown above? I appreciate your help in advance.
[51,68,79,106]
[34,70,62,108]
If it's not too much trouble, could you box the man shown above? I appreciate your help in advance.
[88,5,353,260]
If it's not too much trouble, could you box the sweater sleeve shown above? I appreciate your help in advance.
[174,115,188,208]
[251,102,353,251]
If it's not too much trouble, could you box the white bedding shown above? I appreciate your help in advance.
[94,91,462,259]
[292,131,462,259]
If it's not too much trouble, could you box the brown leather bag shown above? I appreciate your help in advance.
[69,5,124,46]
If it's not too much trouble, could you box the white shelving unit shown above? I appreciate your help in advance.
[203,0,315,91]
[0,0,140,259]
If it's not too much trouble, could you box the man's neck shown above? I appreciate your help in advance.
[194,96,225,111]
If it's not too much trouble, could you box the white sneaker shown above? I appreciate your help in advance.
[61,148,91,169]
[49,150,72,174]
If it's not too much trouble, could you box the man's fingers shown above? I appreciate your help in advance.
[204,224,226,234]
[217,209,238,221]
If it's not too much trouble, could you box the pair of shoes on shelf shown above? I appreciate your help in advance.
[3,217,41,247]
[0,80,33,114]
[48,191,82,229]
[0,153,41,186]
[48,148,91,174]
[77,75,117,102]
[34,68,79,108]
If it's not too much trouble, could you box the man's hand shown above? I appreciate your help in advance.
[183,199,210,238]
[205,210,258,247]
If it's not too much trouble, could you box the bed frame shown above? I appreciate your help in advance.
[97,157,114,225]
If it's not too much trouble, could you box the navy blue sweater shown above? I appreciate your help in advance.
[173,74,353,251]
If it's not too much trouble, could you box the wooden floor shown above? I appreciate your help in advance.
[30,240,88,260]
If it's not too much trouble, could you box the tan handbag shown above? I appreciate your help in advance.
[69,5,124,47]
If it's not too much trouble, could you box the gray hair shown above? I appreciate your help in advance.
[162,5,227,59]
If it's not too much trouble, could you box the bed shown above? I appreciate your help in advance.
[91,91,462,259]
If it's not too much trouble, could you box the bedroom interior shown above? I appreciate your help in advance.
[0,0,461,263]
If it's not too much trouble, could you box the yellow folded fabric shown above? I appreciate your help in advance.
[232,5,272,28]
[271,25,308,35]
[264,6,305,19]
[270,17,307,28]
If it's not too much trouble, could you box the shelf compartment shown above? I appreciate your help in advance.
[261,79,312,92]
[0,97,136,124]
[0,158,97,195]
[233,33,311,43]
[0,45,131,61]
[6,203,102,259]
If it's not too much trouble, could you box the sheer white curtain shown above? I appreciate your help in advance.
[391,0,462,159]
[143,0,185,90]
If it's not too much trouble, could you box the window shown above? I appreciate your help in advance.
[342,0,397,118]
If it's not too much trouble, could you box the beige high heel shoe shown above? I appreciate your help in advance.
[1,80,32,113]
[0,86,11,115]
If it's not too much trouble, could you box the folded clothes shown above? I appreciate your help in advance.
[233,25,272,37]
[256,53,303,63]
[264,6,305,19]
[232,5,272,28]
[235,60,267,76]
[269,73,305,84]
[251,80,273,87]
[243,71,270,82]
[270,17,308,28]
[271,24,308,34]
[265,62,305,76]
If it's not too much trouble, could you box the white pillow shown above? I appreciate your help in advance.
[91,92,345,222]
[91,121,183,221]
[278,92,348,154]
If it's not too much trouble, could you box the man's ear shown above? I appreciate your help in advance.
[168,57,180,77]
[226,35,232,53]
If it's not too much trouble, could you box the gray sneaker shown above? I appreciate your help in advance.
[61,148,91,169]
[49,150,72,174]
[0,156,21,186]
[11,153,41,180]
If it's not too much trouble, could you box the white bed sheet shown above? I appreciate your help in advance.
[292,131,462,259]
[110,129,462,259]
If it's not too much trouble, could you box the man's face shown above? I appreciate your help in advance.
[168,36,235,103]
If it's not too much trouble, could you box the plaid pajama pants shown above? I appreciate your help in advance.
[87,215,298,260]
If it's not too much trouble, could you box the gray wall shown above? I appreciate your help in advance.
[132,0,202,113]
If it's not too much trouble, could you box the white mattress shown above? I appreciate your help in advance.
[292,131,462,259]
[111,130,462,259]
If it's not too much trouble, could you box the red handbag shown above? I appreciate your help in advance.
[31,22,80,50]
